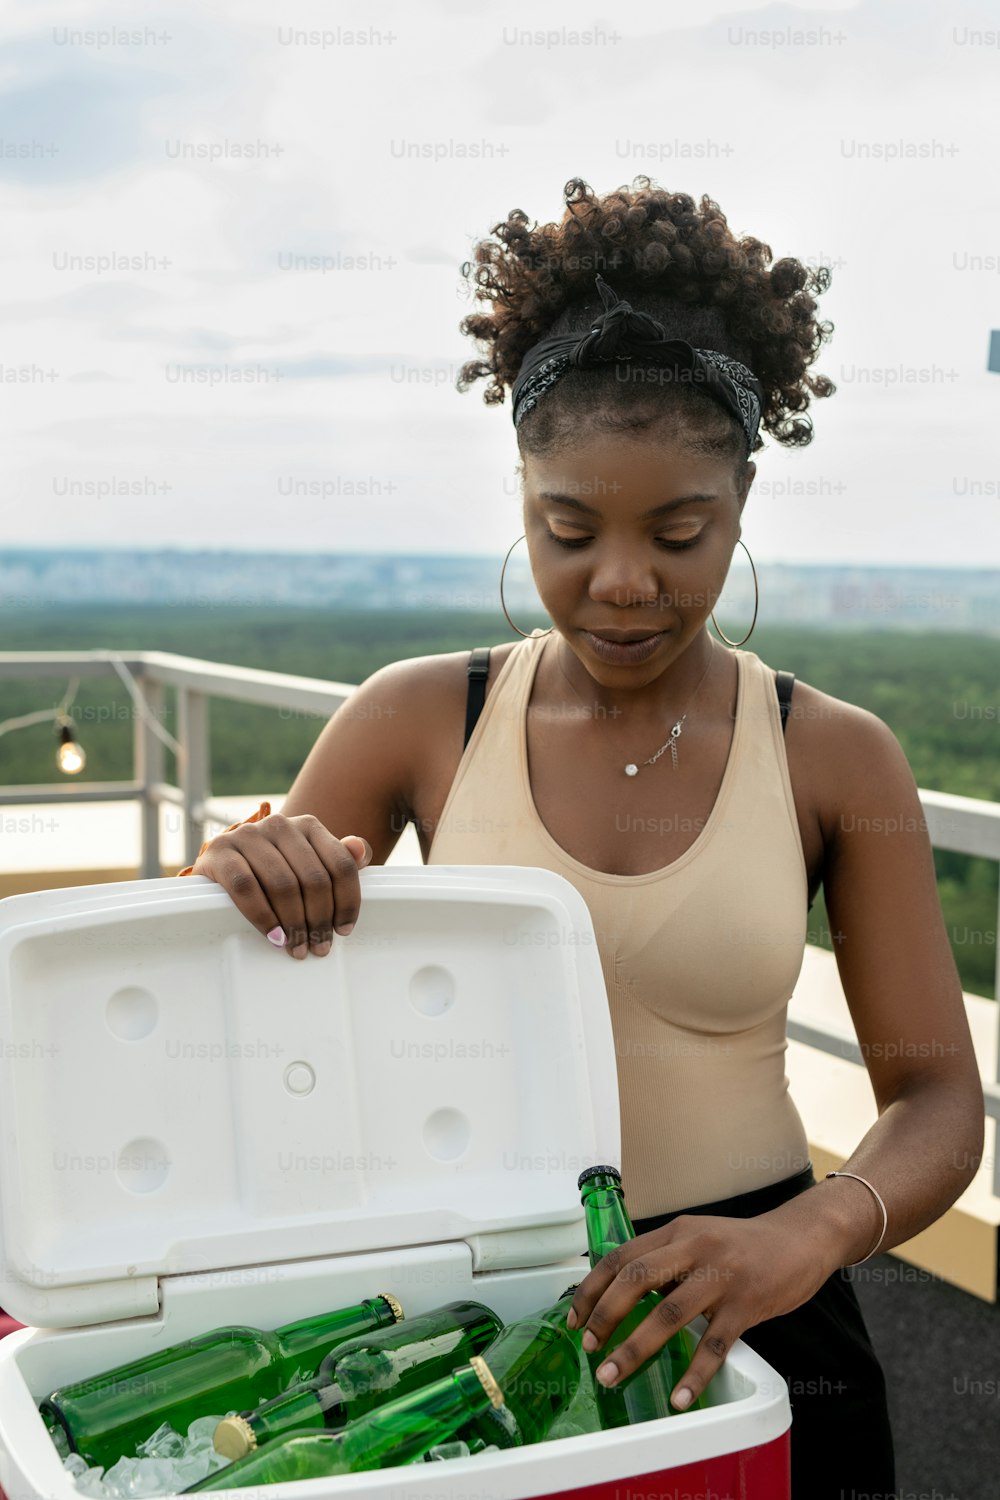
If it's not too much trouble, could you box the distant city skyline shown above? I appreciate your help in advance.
[3,0,1000,566]
[2,548,998,634]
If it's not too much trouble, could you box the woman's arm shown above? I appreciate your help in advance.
[764,702,984,1266]
[179,657,444,957]
[567,698,985,1410]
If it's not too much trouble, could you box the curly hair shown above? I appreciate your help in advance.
[456,176,834,464]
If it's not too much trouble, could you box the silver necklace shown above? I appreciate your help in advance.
[554,641,717,776]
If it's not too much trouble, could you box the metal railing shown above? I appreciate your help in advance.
[2,648,999,1193]
[784,785,1000,1146]
[0,649,354,872]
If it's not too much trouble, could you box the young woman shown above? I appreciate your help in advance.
[181,177,983,1498]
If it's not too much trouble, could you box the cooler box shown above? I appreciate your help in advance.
[0,866,791,1499]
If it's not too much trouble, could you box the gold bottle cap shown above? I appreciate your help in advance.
[377,1292,405,1323]
[469,1355,505,1409]
[213,1414,257,1459]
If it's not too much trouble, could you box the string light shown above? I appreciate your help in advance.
[0,652,182,777]
[54,716,86,775]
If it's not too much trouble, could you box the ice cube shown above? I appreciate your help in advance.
[136,1425,185,1461]
[426,1440,471,1461]
[129,1458,178,1496]
[185,1414,226,1451]
[75,1466,110,1498]
[172,1451,229,1489]
[99,1455,138,1496]
[49,1423,73,1461]
[62,1452,107,1496]
[62,1415,235,1497]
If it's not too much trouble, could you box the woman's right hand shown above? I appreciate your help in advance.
[189,813,373,959]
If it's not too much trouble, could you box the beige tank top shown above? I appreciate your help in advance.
[427,627,812,1219]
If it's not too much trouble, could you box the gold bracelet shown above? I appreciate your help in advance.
[826,1171,889,1266]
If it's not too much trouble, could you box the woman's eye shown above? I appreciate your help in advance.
[545,528,590,549]
[544,527,702,551]
[659,535,702,551]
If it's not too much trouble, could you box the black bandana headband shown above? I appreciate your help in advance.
[510,273,763,453]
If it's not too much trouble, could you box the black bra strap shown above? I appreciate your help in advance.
[774,669,795,735]
[463,649,795,748]
[463,647,492,749]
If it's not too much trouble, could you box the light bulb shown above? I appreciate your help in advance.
[55,721,85,775]
[56,740,85,774]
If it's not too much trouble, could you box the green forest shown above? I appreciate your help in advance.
[1,606,997,998]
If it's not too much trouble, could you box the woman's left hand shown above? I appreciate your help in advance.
[565,1210,841,1410]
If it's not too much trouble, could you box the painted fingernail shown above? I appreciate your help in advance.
[582,1331,598,1352]
[565,1309,578,1329]
[596,1361,619,1386]
[672,1387,693,1410]
[267,927,286,947]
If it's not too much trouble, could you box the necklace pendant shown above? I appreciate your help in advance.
[625,763,639,777]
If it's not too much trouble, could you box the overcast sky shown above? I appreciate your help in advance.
[2,0,1000,568]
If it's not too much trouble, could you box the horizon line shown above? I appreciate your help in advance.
[3,548,999,573]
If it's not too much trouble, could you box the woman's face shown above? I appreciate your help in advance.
[521,428,755,685]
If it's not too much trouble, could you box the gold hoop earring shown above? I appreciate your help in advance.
[709,538,759,648]
[499,535,554,638]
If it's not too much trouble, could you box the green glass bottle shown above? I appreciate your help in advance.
[544,1285,603,1439]
[213,1299,504,1458]
[183,1358,504,1490]
[578,1165,702,1425]
[39,1293,404,1469]
[454,1289,583,1451]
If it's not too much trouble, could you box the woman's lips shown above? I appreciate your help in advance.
[580,630,667,664]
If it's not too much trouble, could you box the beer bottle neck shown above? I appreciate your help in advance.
[337,1361,499,1471]
[245,1383,345,1448]
[581,1179,635,1261]
[274,1297,397,1372]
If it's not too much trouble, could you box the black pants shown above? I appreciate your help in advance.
[632,1163,897,1500]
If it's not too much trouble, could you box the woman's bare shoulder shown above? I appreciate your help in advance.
[280,640,521,858]
[381,639,521,739]
[782,673,909,839]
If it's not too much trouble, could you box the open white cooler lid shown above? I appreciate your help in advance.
[0,866,620,1330]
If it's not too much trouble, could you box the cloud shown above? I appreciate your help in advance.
[0,65,162,183]
[405,243,461,266]
[279,354,389,379]
[66,369,124,382]
[0,280,165,322]
[1,0,998,566]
